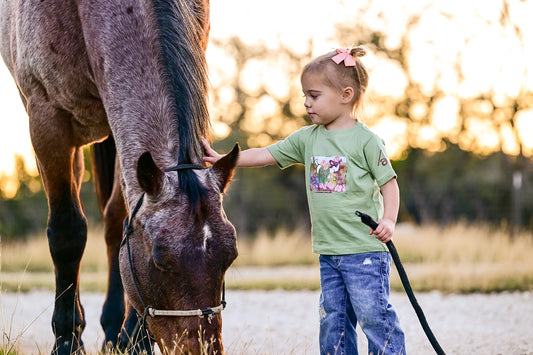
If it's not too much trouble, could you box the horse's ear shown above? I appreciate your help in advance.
[212,144,239,192]
[137,152,163,196]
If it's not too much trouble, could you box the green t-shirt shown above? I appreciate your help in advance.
[267,122,396,255]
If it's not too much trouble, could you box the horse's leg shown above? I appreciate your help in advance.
[102,166,129,350]
[91,138,128,350]
[92,138,152,353]
[118,305,154,354]
[34,138,87,355]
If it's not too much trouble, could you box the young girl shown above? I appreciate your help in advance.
[203,46,406,355]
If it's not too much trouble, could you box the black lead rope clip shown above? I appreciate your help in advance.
[355,210,379,230]
[355,210,446,355]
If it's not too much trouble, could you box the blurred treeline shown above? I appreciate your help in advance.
[1,0,532,239]
[1,142,531,240]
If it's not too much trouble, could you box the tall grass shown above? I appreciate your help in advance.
[1,223,532,354]
[234,227,317,266]
[391,223,533,293]
[1,223,532,293]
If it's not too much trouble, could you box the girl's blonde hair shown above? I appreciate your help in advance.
[302,46,369,107]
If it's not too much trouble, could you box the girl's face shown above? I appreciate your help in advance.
[301,72,354,130]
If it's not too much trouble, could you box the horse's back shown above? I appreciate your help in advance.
[0,0,110,147]
[0,0,14,74]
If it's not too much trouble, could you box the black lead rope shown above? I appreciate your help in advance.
[355,211,446,355]
[122,192,148,312]
[120,192,152,345]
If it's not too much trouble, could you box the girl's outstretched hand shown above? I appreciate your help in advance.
[202,137,223,164]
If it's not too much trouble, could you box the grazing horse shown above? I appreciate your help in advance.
[0,0,239,353]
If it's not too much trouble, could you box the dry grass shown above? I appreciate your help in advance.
[1,223,533,293]
[1,223,532,354]
[233,227,317,267]
[390,223,533,293]
[393,223,533,264]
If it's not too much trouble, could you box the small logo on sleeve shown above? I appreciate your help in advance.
[378,150,389,166]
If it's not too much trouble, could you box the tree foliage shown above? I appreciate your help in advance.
[395,143,532,228]
[1,0,531,240]
[0,150,101,240]
[0,156,47,238]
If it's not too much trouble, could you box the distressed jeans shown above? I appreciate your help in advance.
[319,252,406,355]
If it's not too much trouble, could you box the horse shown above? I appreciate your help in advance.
[0,0,239,353]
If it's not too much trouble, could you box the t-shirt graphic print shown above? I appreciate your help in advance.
[309,155,347,193]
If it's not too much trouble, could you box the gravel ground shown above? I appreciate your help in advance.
[1,289,532,354]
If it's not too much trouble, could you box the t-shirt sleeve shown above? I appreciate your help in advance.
[267,127,307,169]
[363,135,397,186]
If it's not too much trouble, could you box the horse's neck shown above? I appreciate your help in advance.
[103,73,178,205]
[115,118,178,203]
[79,1,209,209]
[78,3,178,202]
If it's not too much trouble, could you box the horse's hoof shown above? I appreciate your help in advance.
[101,340,116,354]
[52,339,86,355]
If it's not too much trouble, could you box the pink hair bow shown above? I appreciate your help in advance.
[331,48,356,67]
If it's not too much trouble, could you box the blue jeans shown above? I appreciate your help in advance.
[319,252,406,355]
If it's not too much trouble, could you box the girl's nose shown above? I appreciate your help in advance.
[304,98,311,108]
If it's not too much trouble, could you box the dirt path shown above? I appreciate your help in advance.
[2,289,532,354]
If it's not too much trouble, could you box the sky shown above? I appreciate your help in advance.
[1,0,532,179]
[0,0,344,177]
[0,62,33,176]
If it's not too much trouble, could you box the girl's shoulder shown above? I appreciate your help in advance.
[355,122,385,146]
[317,121,378,143]
[301,124,320,133]
[286,124,320,140]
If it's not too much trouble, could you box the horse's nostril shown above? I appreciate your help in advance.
[151,244,173,272]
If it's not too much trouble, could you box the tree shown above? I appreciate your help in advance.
[0,155,47,239]
[0,150,101,239]
[332,0,533,231]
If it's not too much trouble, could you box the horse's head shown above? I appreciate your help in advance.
[119,144,240,353]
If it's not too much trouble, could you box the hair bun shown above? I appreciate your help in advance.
[350,46,367,58]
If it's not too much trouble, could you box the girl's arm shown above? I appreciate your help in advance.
[371,177,400,243]
[202,138,276,168]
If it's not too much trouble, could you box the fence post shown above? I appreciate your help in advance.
[512,170,523,238]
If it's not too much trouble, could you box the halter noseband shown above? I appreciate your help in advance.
[121,163,226,323]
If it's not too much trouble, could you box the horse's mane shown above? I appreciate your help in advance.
[154,0,210,208]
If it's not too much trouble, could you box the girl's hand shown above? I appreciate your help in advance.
[370,218,395,243]
[202,137,223,164]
